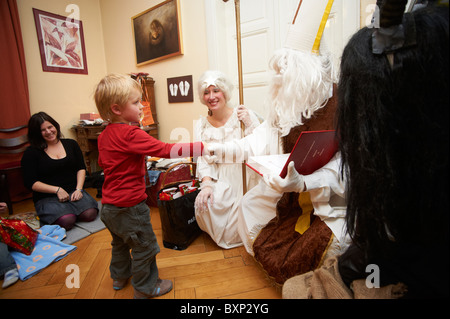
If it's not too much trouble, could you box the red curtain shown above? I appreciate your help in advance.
[0,0,31,203]
[0,0,30,137]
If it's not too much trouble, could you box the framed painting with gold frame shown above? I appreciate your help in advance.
[132,0,184,66]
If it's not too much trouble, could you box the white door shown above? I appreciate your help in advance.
[204,0,360,119]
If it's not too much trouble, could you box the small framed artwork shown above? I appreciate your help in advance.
[132,0,184,66]
[167,75,193,103]
[32,8,88,74]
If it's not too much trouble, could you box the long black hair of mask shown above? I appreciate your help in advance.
[336,4,448,257]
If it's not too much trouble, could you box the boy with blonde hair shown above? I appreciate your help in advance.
[94,74,205,298]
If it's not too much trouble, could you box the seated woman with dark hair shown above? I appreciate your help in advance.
[21,112,98,230]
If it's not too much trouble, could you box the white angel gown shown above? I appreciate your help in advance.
[194,107,260,249]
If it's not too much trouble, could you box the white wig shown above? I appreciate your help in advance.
[264,0,336,137]
[266,47,334,137]
[197,70,234,106]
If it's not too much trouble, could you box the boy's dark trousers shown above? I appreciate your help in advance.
[101,201,160,295]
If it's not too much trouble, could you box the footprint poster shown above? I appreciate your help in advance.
[167,75,194,103]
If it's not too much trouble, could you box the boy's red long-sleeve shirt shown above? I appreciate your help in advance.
[98,123,203,207]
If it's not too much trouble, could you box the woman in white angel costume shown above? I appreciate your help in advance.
[207,0,351,258]
[193,70,261,249]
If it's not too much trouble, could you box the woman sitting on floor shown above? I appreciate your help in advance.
[194,70,261,249]
[21,112,98,230]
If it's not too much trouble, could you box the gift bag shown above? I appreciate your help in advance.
[145,163,192,208]
[0,217,38,255]
[157,163,202,250]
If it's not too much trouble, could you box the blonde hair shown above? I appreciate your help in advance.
[94,73,142,121]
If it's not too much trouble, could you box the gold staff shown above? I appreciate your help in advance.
[223,0,247,194]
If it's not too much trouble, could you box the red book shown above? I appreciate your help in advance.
[246,130,338,177]
[279,130,338,177]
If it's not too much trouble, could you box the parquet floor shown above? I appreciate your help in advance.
[0,188,281,299]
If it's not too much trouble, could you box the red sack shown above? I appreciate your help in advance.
[0,218,38,255]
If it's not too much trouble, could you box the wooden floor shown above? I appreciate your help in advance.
[0,188,281,299]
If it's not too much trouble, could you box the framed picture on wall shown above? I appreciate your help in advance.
[167,75,193,103]
[32,8,88,75]
[132,0,184,66]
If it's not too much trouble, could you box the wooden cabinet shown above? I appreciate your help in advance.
[142,76,159,136]
[72,124,104,175]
